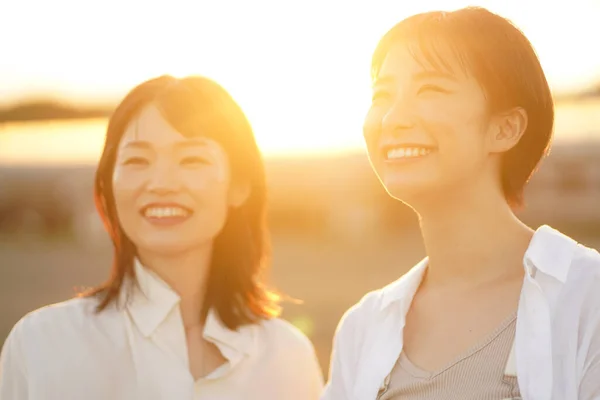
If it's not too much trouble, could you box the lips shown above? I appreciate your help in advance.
[381,144,437,162]
[139,203,193,226]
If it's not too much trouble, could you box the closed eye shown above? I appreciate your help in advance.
[372,90,391,103]
[122,156,149,166]
[417,84,451,95]
[181,156,210,166]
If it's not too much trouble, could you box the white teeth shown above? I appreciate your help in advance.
[386,146,432,160]
[144,207,190,218]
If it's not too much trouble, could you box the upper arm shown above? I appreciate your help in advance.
[577,249,600,400]
[321,294,375,400]
[261,319,324,399]
[579,314,600,400]
[0,319,29,399]
[320,310,355,400]
[297,334,324,400]
[579,359,600,400]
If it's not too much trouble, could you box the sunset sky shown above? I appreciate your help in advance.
[1,0,599,159]
[2,0,599,102]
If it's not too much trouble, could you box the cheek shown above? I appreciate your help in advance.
[363,106,385,152]
[110,174,145,242]
[182,171,216,191]
[417,98,490,180]
[181,167,229,198]
[187,182,229,217]
[111,168,143,211]
[418,97,488,152]
[206,146,229,183]
[181,170,232,229]
[186,175,230,237]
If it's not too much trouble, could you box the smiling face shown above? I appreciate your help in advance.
[112,104,248,256]
[363,43,504,206]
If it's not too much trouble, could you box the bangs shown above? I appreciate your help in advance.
[371,11,479,83]
[149,77,256,176]
[107,75,256,178]
[152,78,240,145]
[405,31,470,79]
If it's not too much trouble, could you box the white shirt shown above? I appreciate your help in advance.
[0,261,324,400]
[321,225,600,400]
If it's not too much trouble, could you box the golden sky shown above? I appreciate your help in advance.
[1,0,599,159]
[2,0,599,102]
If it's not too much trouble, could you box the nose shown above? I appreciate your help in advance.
[146,161,180,195]
[381,96,415,135]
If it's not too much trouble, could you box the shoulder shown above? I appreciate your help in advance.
[1,297,100,374]
[563,241,600,372]
[571,241,600,276]
[537,229,600,338]
[334,289,384,340]
[566,241,600,318]
[253,317,323,381]
[528,226,600,293]
[561,235,600,296]
[250,318,324,395]
[12,297,99,339]
[529,225,599,279]
[256,317,317,357]
[5,296,122,356]
[334,260,426,343]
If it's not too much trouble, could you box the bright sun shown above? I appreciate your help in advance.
[0,0,599,164]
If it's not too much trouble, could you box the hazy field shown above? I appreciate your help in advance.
[0,227,426,372]
[2,226,599,375]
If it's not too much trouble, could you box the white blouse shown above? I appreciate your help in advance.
[321,225,600,400]
[0,261,324,399]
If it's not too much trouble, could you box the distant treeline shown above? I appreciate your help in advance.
[1,84,599,123]
[557,84,600,102]
[0,101,114,123]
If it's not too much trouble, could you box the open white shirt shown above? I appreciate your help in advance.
[0,261,324,399]
[321,225,600,400]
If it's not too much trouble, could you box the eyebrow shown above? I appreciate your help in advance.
[175,139,209,149]
[373,76,395,88]
[413,70,458,82]
[122,138,209,149]
[373,70,458,88]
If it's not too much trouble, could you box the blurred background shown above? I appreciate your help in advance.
[1,0,600,376]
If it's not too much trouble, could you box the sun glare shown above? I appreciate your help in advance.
[0,1,599,164]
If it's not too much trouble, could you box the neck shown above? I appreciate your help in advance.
[138,244,213,328]
[415,181,533,288]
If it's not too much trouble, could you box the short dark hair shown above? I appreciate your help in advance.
[86,75,280,330]
[371,7,554,207]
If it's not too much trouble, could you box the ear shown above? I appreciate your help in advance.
[488,107,528,154]
[227,180,251,208]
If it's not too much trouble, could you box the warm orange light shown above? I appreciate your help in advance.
[1,1,599,165]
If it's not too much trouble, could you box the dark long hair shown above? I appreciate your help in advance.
[85,75,280,330]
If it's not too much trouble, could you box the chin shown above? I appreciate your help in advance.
[385,189,419,207]
[135,237,198,256]
[383,175,424,196]
[382,179,440,209]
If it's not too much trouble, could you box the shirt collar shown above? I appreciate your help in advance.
[124,259,181,338]
[523,224,577,283]
[204,308,255,357]
[380,257,428,310]
[379,224,577,310]
[124,259,255,356]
